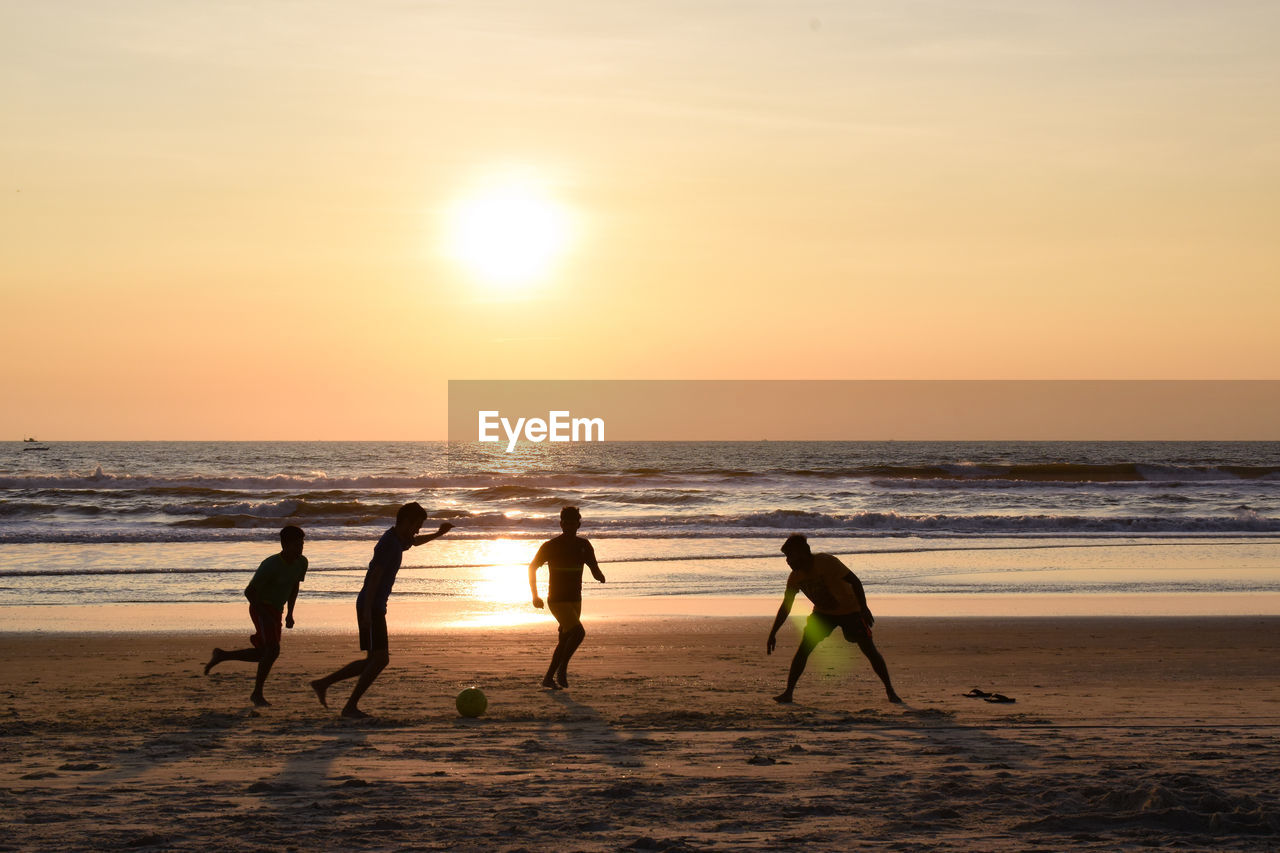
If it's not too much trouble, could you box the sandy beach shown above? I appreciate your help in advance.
[3,614,1279,851]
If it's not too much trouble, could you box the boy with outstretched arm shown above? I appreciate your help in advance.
[311,502,452,718]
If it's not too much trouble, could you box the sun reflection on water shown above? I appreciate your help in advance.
[470,538,532,605]
[435,538,555,627]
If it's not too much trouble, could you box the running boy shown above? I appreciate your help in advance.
[311,502,452,718]
[528,506,606,689]
[204,525,308,707]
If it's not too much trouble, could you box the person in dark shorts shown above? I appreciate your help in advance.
[528,506,605,689]
[310,502,452,718]
[204,525,308,707]
[767,533,901,704]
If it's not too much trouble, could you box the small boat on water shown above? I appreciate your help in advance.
[22,437,49,451]
[24,437,38,442]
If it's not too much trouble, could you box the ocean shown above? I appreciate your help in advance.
[2,441,1279,614]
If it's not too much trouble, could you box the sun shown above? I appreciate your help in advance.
[444,175,574,288]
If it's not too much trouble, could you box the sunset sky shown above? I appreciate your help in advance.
[3,1,1277,439]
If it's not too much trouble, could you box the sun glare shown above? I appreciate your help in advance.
[444,175,574,289]
[469,538,532,605]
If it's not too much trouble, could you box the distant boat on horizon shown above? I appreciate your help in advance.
[23,437,38,442]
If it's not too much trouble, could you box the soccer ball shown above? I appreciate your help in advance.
[456,686,487,718]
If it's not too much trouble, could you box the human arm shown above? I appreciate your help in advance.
[528,544,547,608]
[285,582,300,629]
[767,586,798,654]
[412,522,454,546]
[585,541,605,584]
[843,571,872,626]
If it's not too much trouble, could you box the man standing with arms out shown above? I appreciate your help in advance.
[767,533,902,705]
[311,502,452,719]
[205,525,307,707]
[529,506,605,689]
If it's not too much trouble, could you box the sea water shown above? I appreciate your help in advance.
[2,441,1278,616]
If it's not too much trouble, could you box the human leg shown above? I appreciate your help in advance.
[243,604,284,704]
[546,601,584,688]
[774,612,835,703]
[204,646,263,674]
[340,610,390,717]
[207,604,279,677]
[311,658,367,707]
[541,626,564,689]
[341,650,389,718]
[855,636,902,703]
[250,643,280,706]
[555,622,586,687]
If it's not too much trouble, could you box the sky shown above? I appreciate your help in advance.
[2,1,1278,439]
[448,380,1280,441]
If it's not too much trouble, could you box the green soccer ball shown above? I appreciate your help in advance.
[456,686,487,718]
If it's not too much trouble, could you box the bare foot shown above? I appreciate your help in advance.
[311,679,328,708]
[341,706,372,719]
[540,678,561,690]
[887,691,904,704]
[204,649,224,675]
[773,692,794,704]
[555,673,569,689]
[251,694,270,708]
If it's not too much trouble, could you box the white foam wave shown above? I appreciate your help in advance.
[0,466,445,491]
[3,510,1278,545]
[161,499,301,518]
[0,467,687,491]
[680,510,1280,535]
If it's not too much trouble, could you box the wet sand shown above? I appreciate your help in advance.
[3,616,1279,850]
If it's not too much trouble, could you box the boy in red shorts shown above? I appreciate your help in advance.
[204,525,308,707]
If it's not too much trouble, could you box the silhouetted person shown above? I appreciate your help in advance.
[767,533,901,704]
[205,525,308,707]
[529,506,605,689]
[311,502,452,718]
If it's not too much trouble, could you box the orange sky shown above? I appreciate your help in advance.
[2,2,1278,439]
[449,381,1280,441]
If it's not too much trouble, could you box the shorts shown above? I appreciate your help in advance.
[804,610,872,646]
[548,600,583,629]
[358,607,389,652]
[248,603,283,648]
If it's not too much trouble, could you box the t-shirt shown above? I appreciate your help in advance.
[531,534,597,603]
[248,553,308,610]
[357,527,410,614]
[786,553,862,616]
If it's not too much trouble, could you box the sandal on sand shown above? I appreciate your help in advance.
[984,693,1016,704]
[963,688,992,698]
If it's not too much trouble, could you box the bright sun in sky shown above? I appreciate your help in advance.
[444,174,574,289]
